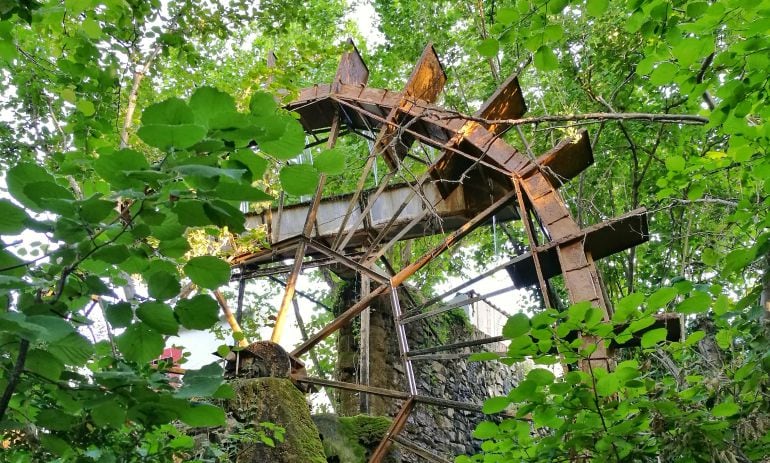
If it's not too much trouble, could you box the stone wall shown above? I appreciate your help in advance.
[336,287,525,461]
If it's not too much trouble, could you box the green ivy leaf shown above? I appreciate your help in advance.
[184,256,231,289]
[503,313,530,339]
[117,322,164,364]
[279,164,320,196]
[0,199,28,234]
[175,294,220,330]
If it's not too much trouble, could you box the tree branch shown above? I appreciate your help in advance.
[0,339,30,421]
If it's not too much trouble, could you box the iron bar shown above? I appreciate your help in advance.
[409,351,507,361]
[306,240,389,284]
[236,276,246,324]
[335,170,396,251]
[400,285,517,325]
[268,275,334,312]
[359,275,371,413]
[271,113,340,343]
[390,285,417,395]
[406,336,506,357]
[364,209,430,266]
[292,284,388,357]
[513,177,552,308]
[369,398,414,463]
[391,436,453,463]
[330,153,377,250]
[333,97,515,177]
[410,257,521,314]
[294,376,409,400]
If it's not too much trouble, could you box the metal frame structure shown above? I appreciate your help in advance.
[227,41,678,462]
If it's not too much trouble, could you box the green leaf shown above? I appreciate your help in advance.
[48,332,94,366]
[648,286,678,310]
[502,313,530,339]
[138,124,207,150]
[596,373,619,396]
[146,271,181,301]
[477,38,499,57]
[314,147,347,175]
[81,18,101,39]
[649,62,678,85]
[613,292,644,321]
[0,199,28,234]
[230,149,268,180]
[496,7,517,24]
[527,368,555,386]
[93,149,150,189]
[279,164,320,196]
[723,248,755,274]
[472,421,498,439]
[158,237,190,259]
[184,256,231,289]
[91,401,126,428]
[105,302,133,328]
[534,46,559,71]
[256,114,306,160]
[116,322,164,364]
[548,0,568,14]
[482,396,510,414]
[204,200,246,233]
[7,162,63,211]
[665,155,685,172]
[25,348,64,381]
[212,180,272,202]
[175,294,220,330]
[701,248,719,266]
[175,363,225,398]
[180,403,226,427]
[142,97,195,125]
[715,329,732,349]
[78,196,116,224]
[711,400,739,417]
[173,164,246,181]
[76,99,95,116]
[172,200,211,227]
[641,327,669,348]
[189,86,237,127]
[136,301,178,335]
[93,244,130,264]
[249,91,278,116]
[586,0,609,17]
[676,291,710,314]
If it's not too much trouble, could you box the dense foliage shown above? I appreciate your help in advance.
[0,0,768,461]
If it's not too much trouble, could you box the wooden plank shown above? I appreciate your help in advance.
[214,290,248,348]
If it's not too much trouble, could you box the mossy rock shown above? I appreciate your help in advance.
[227,378,326,463]
[312,414,400,463]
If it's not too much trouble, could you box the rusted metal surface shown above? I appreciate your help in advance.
[332,39,369,92]
[392,436,453,463]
